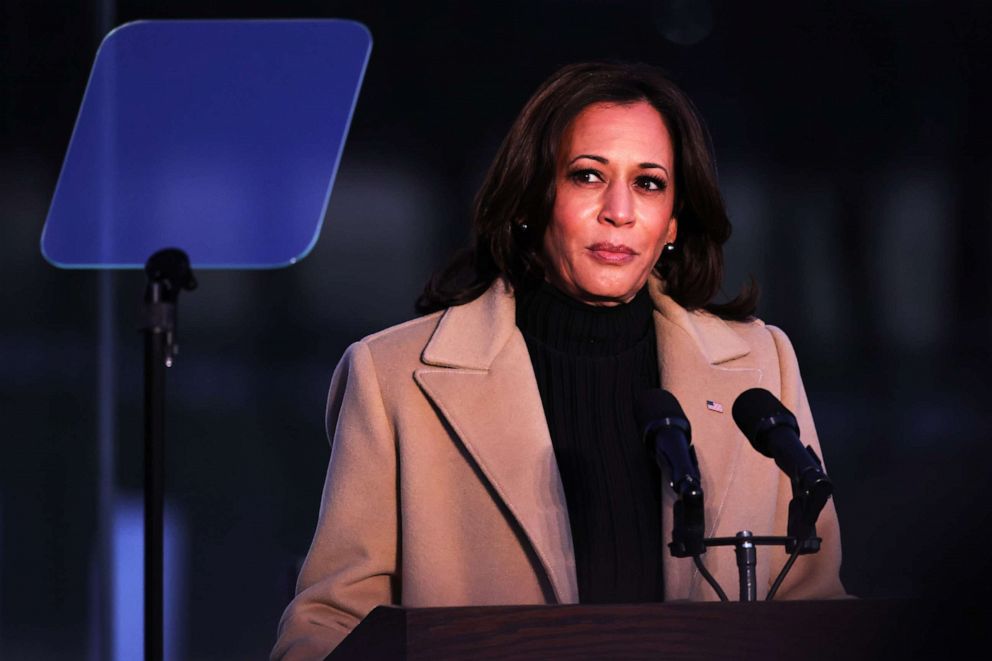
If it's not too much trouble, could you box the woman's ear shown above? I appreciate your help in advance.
[666,217,678,244]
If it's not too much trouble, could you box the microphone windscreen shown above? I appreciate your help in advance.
[635,389,688,435]
[732,388,798,456]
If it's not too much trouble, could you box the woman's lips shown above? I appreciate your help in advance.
[587,242,638,265]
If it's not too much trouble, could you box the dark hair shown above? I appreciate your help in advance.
[416,61,757,320]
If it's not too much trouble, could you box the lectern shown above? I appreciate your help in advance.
[328,600,942,660]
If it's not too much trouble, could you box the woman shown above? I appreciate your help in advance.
[272,62,846,660]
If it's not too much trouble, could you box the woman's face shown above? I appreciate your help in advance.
[542,101,678,306]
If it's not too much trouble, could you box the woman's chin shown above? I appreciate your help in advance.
[571,279,644,306]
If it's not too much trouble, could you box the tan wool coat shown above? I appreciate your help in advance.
[271,277,847,660]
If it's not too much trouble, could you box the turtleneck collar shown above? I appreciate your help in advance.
[515,282,654,357]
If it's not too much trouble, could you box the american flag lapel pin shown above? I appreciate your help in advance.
[706,400,724,413]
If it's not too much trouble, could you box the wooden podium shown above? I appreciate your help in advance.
[327,599,946,660]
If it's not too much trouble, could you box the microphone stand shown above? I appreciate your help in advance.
[698,487,826,602]
[649,397,829,601]
[684,439,832,602]
[141,248,196,661]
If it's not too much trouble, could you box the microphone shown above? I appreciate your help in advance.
[636,389,700,496]
[732,388,833,551]
[636,389,705,557]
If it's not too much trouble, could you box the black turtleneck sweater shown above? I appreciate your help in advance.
[516,283,664,603]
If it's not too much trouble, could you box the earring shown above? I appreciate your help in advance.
[663,242,675,253]
[520,223,529,231]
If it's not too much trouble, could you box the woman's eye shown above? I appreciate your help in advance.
[636,175,667,192]
[568,169,605,184]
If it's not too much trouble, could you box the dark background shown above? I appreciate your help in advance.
[2,1,991,658]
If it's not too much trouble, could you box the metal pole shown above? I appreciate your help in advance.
[143,287,167,661]
[734,530,758,602]
[141,249,195,661]
[92,3,116,660]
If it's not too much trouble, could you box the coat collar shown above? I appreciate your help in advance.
[422,276,752,370]
[415,277,761,602]
[420,279,518,370]
[646,275,751,366]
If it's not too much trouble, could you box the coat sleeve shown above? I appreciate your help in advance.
[765,325,850,599]
[271,341,400,660]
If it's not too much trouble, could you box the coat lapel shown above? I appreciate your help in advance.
[413,281,578,604]
[649,278,765,598]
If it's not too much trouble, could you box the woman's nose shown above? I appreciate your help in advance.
[598,182,635,227]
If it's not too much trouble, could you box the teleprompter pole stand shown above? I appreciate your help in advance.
[141,248,196,661]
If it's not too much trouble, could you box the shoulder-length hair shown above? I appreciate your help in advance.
[416,61,757,320]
